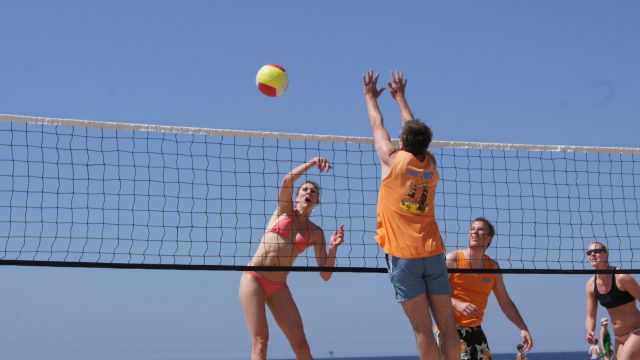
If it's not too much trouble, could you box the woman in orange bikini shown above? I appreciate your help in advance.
[239,157,345,360]
[585,241,640,360]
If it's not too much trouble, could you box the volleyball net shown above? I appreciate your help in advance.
[1,114,639,274]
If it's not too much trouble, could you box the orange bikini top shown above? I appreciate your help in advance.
[267,215,311,252]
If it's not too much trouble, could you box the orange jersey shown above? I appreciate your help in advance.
[376,150,444,258]
[449,250,496,327]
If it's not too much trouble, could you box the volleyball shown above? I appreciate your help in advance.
[256,64,288,97]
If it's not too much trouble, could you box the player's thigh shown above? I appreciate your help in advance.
[428,293,456,329]
[423,254,451,296]
[267,287,307,341]
[400,293,434,332]
[387,255,427,303]
[239,274,269,337]
[618,333,640,360]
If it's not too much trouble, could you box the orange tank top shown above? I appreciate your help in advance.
[449,250,496,327]
[376,150,443,258]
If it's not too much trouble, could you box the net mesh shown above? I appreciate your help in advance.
[1,114,639,273]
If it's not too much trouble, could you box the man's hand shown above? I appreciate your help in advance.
[388,70,408,101]
[453,300,480,317]
[363,69,386,99]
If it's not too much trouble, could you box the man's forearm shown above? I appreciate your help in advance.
[365,96,385,130]
[395,96,414,125]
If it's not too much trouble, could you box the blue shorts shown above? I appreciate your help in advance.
[386,253,451,302]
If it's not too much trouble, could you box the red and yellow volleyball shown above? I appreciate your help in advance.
[256,64,288,97]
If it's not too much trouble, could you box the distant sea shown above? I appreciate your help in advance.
[304,352,585,360]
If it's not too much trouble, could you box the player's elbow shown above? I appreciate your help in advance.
[280,174,295,188]
[497,298,515,312]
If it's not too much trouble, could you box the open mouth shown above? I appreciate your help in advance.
[305,197,311,204]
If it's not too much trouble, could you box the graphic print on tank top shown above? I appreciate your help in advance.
[400,177,431,214]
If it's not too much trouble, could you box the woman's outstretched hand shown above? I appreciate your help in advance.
[309,157,332,172]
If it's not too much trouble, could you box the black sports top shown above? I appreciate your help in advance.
[594,272,636,308]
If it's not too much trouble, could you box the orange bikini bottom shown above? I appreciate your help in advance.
[245,271,287,299]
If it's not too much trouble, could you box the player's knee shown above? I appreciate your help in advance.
[440,320,458,334]
[408,318,435,338]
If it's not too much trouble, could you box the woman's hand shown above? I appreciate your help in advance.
[585,330,596,344]
[329,224,345,247]
[309,157,332,173]
[520,329,533,352]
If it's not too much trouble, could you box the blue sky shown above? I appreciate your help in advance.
[1,1,639,359]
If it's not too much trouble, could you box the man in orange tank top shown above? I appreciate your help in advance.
[363,69,459,360]
[444,218,533,360]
